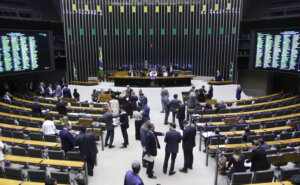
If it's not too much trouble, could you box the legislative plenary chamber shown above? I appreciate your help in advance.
[0,0,300,185]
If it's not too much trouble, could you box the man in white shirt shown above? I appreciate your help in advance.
[42,115,56,135]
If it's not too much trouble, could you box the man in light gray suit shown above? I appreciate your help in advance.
[140,119,150,167]
[163,92,170,125]
[187,87,197,109]
[160,85,168,113]
[170,94,180,124]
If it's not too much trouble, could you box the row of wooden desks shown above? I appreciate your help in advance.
[0,178,69,185]
[245,181,293,185]
[4,155,85,170]
[13,97,105,111]
[0,136,61,149]
[216,126,292,136]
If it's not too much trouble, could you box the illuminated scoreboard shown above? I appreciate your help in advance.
[254,30,300,73]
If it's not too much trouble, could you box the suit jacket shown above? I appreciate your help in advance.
[177,104,186,120]
[56,102,67,115]
[164,130,181,153]
[45,87,53,97]
[124,171,144,185]
[75,132,98,159]
[182,125,196,150]
[207,88,213,99]
[145,131,162,156]
[128,71,136,77]
[142,105,150,121]
[162,96,170,112]
[120,113,129,129]
[248,146,270,172]
[170,98,180,113]
[55,85,62,98]
[215,74,222,81]
[187,91,197,109]
[36,86,45,96]
[63,88,72,98]
[160,88,168,97]
[102,113,118,130]
[140,124,149,146]
[31,103,42,115]
[130,96,138,108]
[59,129,74,152]
[236,88,243,100]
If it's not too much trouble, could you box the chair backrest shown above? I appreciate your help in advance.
[204,126,217,132]
[279,133,293,140]
[218,125,231,132]
[210,137,226,145]
[55,123,64,130]
[66,151,82,161]
[230,172,253,185]
[1,129,12,137]
[235,124,247,131]
[44,135,57,142]
[50,172,70,184]
[48,150,64,160]
[281,168,300,181]
[4,118,15,125]
[27,148,43,158]
[252,170,274,183]
[247,135,262,143]
[227,136,243,144]
[11,146,26,156]
[249,123,261,130]
[28,121,40,128]
[280,147,295,153]
[4,167,23,180]
[18,120,28,127]
[294,131,300,138]
[265,121,276,128]
[262,134,275,141]
[28,170,46,182]
[265,149,277,155]
[241,151,252,159]
[12,131,24,139]
[29,133,44,141]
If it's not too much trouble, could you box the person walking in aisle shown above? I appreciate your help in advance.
[180,121,196,173]
[160,85,168,113]
[103,108,119,148]
[170,94,180,124]
[120,109,129,148]
[177,101,186,130]
[163,92,170,125]
[163,123,181,176]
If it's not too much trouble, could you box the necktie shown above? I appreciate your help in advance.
[152,132,158,148]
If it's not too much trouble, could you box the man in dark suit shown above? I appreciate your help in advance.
[36,82,45,96]
[124,161,144,185]
[236,85,243,100]
[45,84,54,98]
[128,69,136,77]
[56,99,67,115]
[75,126,98,176]
[215,100,226,113]
[103,108,119,148]
[120,109,129,148]
[140,119,151,167]
[63,85,72,98]
[215,70,223,81]
[176,101,185,130]
[59,123,75,153]
[163,123,181,176]
[246,140,270,172]
[180,121,196,173]
[31,99,42,116]
[145,124,163,179]
[163,92,170,125]
[170,94,180,124]
[167,63,174,76]
[141,102,150,122]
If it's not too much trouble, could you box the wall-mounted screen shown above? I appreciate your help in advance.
[253,30,300,72]
[0,30,53,75]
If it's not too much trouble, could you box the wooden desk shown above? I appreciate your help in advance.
[208,144,247,151]
[23,140,60,148]
[245,181,293,185]
[0,123,24,130]
[41,159,84,169]
[263,126,292,133]
[224,92,282,104]
[0,136,25,145]
[207,80,233,85]
[25,127,43,132]
[4,155,43,165]
[0,178,22,185]
[268,152,300,165]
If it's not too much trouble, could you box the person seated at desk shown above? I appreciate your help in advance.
[227,147,246,180]
[242,127,256,142]
[42,115,56,135]
[215,70,223,81]
[31,99,42,116]
[56,98,68,116]
[128,69,136,77]
[148,68,158,77]
[231,118,248,131]
[258,138,270,150]
[215,100,227,113]
[106,88,114,95]
[2,91,13,102]
[203,129,223,153]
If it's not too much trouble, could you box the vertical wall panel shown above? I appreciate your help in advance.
[62,0,241,81]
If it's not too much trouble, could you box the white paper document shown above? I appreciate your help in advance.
[143,155,155,162]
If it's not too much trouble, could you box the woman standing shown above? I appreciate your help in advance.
[227,147,246,180]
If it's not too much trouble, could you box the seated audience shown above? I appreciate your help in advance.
[42,115,56,135]
[258,138,270,150]
[227,147,246,180]
[246,140,270,172]
[73,88,80,101]
[231,118,248,131]
[63,84,72,98]
[56,98,68,115]
[59,122,75,153]
[204,129,222,152]
[215,100,226,113]
[31,99,42,116]
[124,160,144,185]
[128,68,136,77]
[242,127,256,142]
[203,102,212,110]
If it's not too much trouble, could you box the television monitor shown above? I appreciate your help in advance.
[0,30,54,75]
[251,29,300,73]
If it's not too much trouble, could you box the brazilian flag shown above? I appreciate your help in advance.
[73,63,78,81]
[99,47,104,79]
[229,62,233,81]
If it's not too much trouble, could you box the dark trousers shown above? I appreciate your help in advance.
[142,149,147,167]
[172,112,177,123]
[163,152,177,173]
[105,129,114,146]
[146,160,154,177]
[178,119,184,130]
[85,155,96,175]
[183,149,193,170]
[135,120,143,140]
[121,126,129,146]
[164,111,170,124]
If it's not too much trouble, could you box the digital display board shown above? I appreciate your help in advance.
[0,30,53,75]
[253,30,300,73]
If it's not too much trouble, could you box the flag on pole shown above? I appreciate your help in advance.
[73,63,78,81]
[229,62,233,81]
[99,47,104,79]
